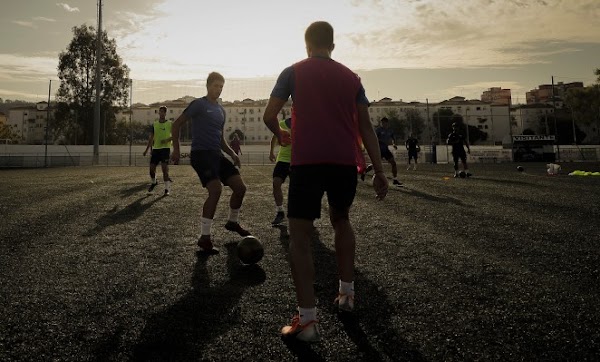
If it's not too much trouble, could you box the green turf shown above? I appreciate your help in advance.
[1,163,599,361]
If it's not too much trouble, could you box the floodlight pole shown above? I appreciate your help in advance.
[129,79,133,166]
[44,79,52,168]
[93,0,103,164]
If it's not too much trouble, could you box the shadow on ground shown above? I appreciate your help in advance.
[275,225,425,361]
[129,242,266,361]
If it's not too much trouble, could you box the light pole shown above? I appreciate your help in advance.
[464,107,470,144]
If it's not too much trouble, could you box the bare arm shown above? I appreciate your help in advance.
[169,113,189,164]
[143,133,153,156]
[263,96,287,144]
[358,104,388,200]
[269,134,278,162]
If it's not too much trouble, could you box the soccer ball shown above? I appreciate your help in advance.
[517,166,524,172]
[237,236,264,265]
[459,170,467,178]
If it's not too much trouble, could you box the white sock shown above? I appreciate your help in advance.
[276,205,284,213]
[298,307,317,325]
[165,180,171,191]
[339,280,355,296]
[200,217,213,236]
[228,208,240,223]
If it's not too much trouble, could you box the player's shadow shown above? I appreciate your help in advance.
[83,195,163,236]
[395,187,464,206]
[119,184,151,198]
[130,242,266,361]
[275,224,424,361]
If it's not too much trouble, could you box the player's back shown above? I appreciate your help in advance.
[292,57,362,166]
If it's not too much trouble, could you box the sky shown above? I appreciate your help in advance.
[0,0,599,104]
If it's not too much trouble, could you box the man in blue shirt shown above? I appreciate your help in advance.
[170,72,251,254]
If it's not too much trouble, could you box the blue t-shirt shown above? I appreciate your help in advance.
[376,126,395,146]
[183,97,226,151]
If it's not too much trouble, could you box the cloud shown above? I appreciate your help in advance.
[56,3,80,13]
[33,17,57,22]
[12,21,36,29]
[336,0,600,70]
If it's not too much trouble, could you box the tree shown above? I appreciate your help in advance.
[0,123,18,141]
[403,108,425,140]
[56,24,130,144]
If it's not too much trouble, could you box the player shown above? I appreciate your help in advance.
[263,21,388,343]
[142,106,172,195]
[170,72,251,254]
[447,122,471,177]
[269,111,292,226]
[230,133,242,155]
[405,133,420,170]
[375,117,402,186]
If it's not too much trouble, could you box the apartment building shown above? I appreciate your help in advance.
[526,82,583,106]
[481,87,512,105]
[7,102,54,144]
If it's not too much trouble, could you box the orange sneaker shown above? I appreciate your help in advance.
[281,315,321,342]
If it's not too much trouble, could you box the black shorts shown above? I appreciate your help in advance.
[408,150,418,160]
[452,151,467,164]
[380,144,394,161]
[190,150,240,187]
[150,148,170,165]
[288,164,357,221]
[273,161,291,181]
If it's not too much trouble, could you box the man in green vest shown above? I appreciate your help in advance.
[269,111,292,225]
[143,106,173,195]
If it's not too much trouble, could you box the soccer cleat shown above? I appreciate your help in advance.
[281,315,321,342]
[164,189,170,196]
[147,181,158,193]
[271,211,285,225]
[392,179,403,187]
[197,236,219,254]
[334,293,355,312]
[466,172,472,178]
[224,221,251,237]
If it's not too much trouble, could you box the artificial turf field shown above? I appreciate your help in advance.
[1,162,599,361]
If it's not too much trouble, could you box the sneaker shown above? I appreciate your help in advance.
[147,181,158,193]
[334,293,355,312]
[392,179,403,187]
[271,211,285,225]
[224,221,251,237]
[197,236,219,254]
[281,315,321,342]
[164,189,170,196]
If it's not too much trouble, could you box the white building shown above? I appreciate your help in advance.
[7,102,54,144]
